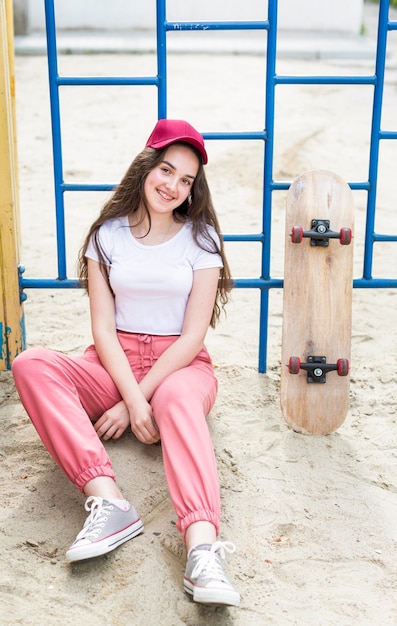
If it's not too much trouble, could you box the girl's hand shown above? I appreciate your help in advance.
[128,396,160,445]
[94,400,130,440]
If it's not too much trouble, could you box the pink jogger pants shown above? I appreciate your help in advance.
[12,332,221,540]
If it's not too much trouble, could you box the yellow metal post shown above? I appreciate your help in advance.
[0,0,25,369]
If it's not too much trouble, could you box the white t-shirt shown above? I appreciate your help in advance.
[85,215,223,335]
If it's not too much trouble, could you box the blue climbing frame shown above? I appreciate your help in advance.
[19,0,397,373]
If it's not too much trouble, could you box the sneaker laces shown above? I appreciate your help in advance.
[74,496,113,542]
[190,541,236,582]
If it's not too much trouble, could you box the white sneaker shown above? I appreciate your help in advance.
[183,541,240,606]
[66,496,144,562]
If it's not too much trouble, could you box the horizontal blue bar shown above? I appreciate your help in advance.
[63,178,374,194]
[203,131,267,141]
[233,278,283,289]
[57,76,159,87]
[374,233,397,242]
[21,276,397,291]
[20,278,82,289]
[271,181,372,191]
[234,278,397,289]
[63,182,116,192]
[353,278,397,288]
[380,130,397,139]
[389,21,397,31]
[275,75,376,86]
[348,182,372,191]
[67,178,376,194]
[223,233,265,242]
[165,20,269,31]
[19,277,282,290]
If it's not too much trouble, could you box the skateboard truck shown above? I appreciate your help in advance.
[288,355,349,383]
[291,220,352,247]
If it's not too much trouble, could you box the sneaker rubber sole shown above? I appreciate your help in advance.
[66,518,144,563]
[184,578,240,607]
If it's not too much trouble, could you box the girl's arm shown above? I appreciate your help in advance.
[87,259,160,443]
[138,266,220,401]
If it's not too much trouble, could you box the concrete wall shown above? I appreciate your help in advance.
[278,0,364,33]
[15,0,365,35]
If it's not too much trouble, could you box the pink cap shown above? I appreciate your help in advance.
[145,119,208,164]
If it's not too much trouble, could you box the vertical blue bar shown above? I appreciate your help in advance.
[364,0,389,279]
[44,0,67,280]
[156,0,167,118]
[258,0,278,373]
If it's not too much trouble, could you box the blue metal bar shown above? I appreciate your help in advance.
[344,182,372,191]
[373,233,397,242]
[271,180,372,191]
[363,0,390,280]
[353,278,397,288]
[275,75,376,86]
[203,131,267,141]
[256,0,278,374]
[156,0,167,118]
[20,276,397,291]
[165,20,269,31]
[223,234,265,242]
[233,278,282,288]
[20,277,281,290]
[379,131,397,140]
[20,278,81,289]
[63,183,116,192]
[44,0,67,281]
[58,76,159,86]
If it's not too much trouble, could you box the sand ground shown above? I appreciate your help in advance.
[1,3,397,625]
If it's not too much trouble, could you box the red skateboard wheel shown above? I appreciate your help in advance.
[291,226,303,244]
[337,358,349,376]
[339,228,352,245]
[288,356,300,374]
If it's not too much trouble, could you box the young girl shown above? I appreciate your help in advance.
[12,119,240,607]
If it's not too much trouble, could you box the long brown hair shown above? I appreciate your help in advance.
[78,143,233,327]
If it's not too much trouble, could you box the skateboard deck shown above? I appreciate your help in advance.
[280,169,354,435]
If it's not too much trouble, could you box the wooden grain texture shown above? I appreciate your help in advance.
[280,170,354,434]
[0,2,25,369]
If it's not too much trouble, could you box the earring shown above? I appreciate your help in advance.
[187,193,192,206]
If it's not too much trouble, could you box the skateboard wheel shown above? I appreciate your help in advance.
[339,228,352,245]
[288,356,300,374]
[337,358,349,376]
[291,226,303,244]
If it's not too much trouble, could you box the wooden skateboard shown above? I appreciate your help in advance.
[280,169,354,435]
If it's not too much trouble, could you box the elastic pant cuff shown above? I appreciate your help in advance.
[178,509,220,543]
[74,464,116,492]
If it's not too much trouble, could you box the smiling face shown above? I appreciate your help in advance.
[143,143,200,216]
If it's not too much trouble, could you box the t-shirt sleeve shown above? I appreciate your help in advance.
[84,223,112,266]
[193,228,223,270]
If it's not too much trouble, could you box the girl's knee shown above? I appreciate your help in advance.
[151,366,218,427]
[12,347,54,380]
[152,376,194,413]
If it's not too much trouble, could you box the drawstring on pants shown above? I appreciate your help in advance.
[137,334,156,375]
